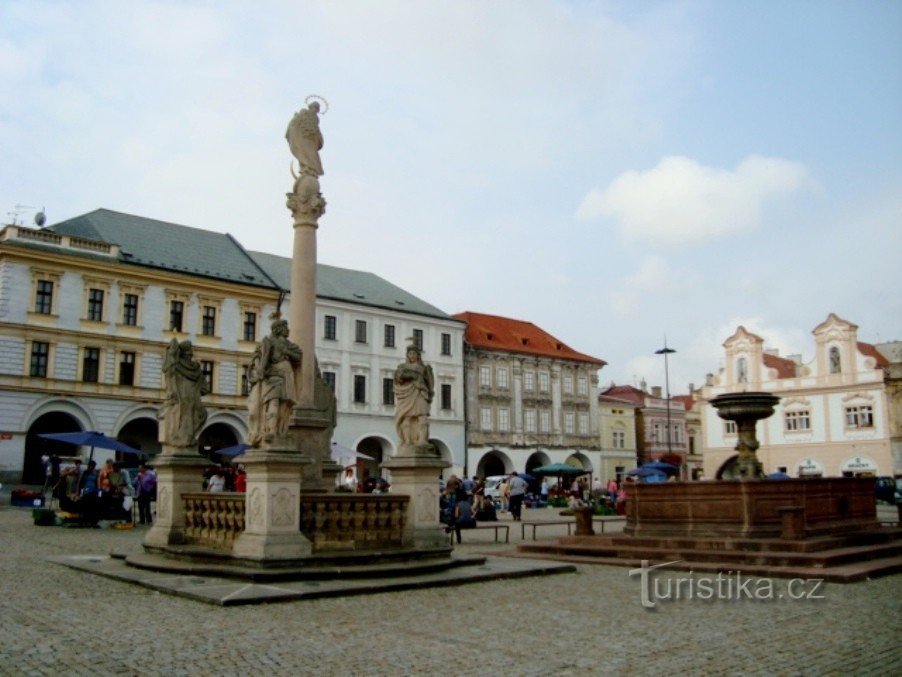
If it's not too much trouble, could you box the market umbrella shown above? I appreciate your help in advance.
[767,471,790,479]
[640,461,679,475]
[530,463,589,476]
[517,472,535,482]
[626,466,668,478]
[215,443,249,457]
[39,430,143,465]
[330,442,375,466]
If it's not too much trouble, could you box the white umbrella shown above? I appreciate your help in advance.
[330,442,375,465]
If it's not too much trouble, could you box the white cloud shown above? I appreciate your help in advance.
[576,155,812,247]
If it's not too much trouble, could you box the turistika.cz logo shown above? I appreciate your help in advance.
[628,560,826,609]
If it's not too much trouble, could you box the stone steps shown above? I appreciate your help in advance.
[512,525,902,583]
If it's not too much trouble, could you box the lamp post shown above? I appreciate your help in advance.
[655,339,676,458]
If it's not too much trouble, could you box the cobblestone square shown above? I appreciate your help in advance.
[1,503,899,676]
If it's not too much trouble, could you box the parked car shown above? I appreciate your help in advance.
[483,475,508,500]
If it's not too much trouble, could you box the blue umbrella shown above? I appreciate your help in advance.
[39,430,144,465]
[627,466,668,478]
[518,472,535,482]
[215,443,249,457]
[767,471,790,479]
[641,461,679,474]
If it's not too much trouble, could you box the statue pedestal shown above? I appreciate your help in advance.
[144,447,206,548]
[232,447,312,561]
[382,452,450,550]
[292,406,334,494]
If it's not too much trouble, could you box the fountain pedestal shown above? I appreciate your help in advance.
[144,447,207,548]
[710,391,780,479]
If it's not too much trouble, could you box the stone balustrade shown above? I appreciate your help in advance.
[180,492,409,551]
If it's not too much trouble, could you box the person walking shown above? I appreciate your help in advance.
[135,464,157,525]
[507,472,528,521]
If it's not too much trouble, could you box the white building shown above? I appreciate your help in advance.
[0,210,465,485]
[699,315,894,478]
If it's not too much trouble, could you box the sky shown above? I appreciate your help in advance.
[2,0,900,394]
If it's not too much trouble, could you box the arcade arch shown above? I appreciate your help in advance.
[476,449,513,478]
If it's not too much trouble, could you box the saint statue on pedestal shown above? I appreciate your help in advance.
[393,344,435,452]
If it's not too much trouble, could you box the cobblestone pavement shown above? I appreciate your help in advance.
[0,502,899,676]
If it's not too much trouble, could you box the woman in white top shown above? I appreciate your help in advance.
[207,471,225,493]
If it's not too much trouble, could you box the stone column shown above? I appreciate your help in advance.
[232,444,312,561]
[144,446,206,548]
[289,217,318,409]
[382,454,450,550]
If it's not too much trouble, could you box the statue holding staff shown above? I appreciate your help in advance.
[158,339,209,447]
[247,316,302,445]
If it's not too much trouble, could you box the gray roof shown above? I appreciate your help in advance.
[46,209,455,320]
[48,209,274,287]
[249,251,454,320]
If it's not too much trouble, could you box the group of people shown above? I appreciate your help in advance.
[203,464,247,493]
[44,456,158,525]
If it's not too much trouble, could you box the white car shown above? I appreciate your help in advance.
[482,475,509,500]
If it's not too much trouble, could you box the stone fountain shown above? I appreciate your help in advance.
[709,391,780,479]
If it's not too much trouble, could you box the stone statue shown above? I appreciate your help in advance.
[286,101,324,178]
[393,344,435,452]
[829,347,842,374]
[737,357,748,384]
[285,100,327,224]
[247,317,302,445]
[158,339,209,447]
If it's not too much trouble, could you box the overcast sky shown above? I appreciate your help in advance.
[2,0,900,393]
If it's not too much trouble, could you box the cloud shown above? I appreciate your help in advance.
[576,155,812,247]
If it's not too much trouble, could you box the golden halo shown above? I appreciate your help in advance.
[304,94,329,114]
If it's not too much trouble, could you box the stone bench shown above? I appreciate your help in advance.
[521,516,627,540]
[449,523,510,544]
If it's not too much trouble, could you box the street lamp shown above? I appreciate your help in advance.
[655,339,676,457]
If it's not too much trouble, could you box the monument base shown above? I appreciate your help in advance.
[292,406,334,494]
[231,448,312,561]
[382,454,450,551]
[144,449,206,548]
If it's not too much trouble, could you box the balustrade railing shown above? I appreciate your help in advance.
[180,492,409,551]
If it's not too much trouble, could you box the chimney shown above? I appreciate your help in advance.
[651,386,662,398]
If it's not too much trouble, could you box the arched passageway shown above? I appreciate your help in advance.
[23,412,82,484]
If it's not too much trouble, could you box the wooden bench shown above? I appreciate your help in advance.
[449,522,510,544]
[521,516,627,540]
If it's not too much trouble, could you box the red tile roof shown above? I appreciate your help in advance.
[858,342,890,368]
[598,384,646,405]
[763,353,797,379]
[672,394,694,411]
[453,311,606,365]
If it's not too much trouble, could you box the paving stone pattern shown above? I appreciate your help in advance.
[1,503,899,675]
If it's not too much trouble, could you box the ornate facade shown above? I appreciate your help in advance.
[0,210,465,485]
[699,315,895,478]
[453,312,605,478]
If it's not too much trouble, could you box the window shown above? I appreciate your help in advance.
[613,430,625,449]
[241,365,250,396]
[119,351,135,386]
[169,300,184,332]
[480,407,493,431]
[539,410,551,433]
[412,329,424,350]
[201,360,214,392]
[122,294,139,326]
[479,365,491,387]
[724,420,737,434]
[564,411,575,434]
[384,324,396,348]
[496,367,508,389]
[441,384,452,410]
[497,407,510,431]
[383,378,395,405]
[578,413,588,435]
[563,375,573,394]
[672,424,682,444]
[243,312,257,342]
[538,372,550,392]
[82,347,100,383]
[35,280,53,314]
[30,341,49,377]
[525,409,537,432]
[324,315,337,340]
[653,422,662,443]
[524,371,535,391]
[201,306,216,336]
[353,375,366,403]
[355,319,368,344]
[845,405,873,428]
[577,376,588,396]
[441,332,451,356]
[87,288,104,322]
[785,410,811,432]
[322,371,336,392]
